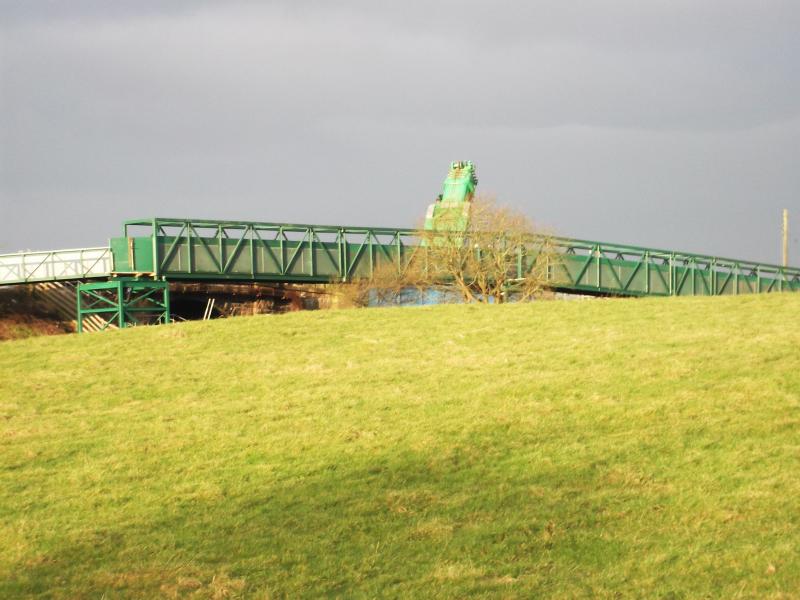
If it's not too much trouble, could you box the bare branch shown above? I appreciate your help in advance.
[345,196,555,305]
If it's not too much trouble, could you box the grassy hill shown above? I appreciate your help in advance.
[1,294,799,598]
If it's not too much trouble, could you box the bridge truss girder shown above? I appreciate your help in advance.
[112,218,800,297]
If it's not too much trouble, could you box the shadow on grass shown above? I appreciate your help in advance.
[6,428,645,599]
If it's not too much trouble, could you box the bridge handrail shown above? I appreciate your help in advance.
[123,217,800,276]
[0,247,113,285]
[123,217,418,236]
[549,236,800,275]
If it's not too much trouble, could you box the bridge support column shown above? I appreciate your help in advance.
[77,279,170,333]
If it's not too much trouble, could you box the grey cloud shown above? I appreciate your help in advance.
[1,1,798,264]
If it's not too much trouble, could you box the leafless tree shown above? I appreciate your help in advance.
[412,196,553,303]
[332,261,418,307]
[341,197,554,306]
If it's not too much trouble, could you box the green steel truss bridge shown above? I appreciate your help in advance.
[107,218,799,297]
[1,216,798,331]
[2,216,798,295]
[4,160,795,331]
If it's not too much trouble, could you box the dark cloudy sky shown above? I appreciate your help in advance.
[1,1,799,264]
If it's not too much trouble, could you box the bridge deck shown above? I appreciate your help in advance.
[2,218,799,297]
[114,218,800,297]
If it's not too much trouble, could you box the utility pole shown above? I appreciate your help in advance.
[782,209,789,267]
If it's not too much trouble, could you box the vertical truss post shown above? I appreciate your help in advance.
[595,245,601,289]
[187,224,193,274]
[218,225,224,275]
[249,228,255,278]
[368,232,374,277]
[338,229,346,282]
[396,233,402,270]
[711,259,717,295]
[309,230,315,276]
[279,228,285,275]
[152,218,159,278]
[669,254,675,296]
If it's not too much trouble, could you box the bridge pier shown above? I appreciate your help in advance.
[77,279,170,333]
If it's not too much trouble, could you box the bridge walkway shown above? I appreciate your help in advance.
[2,218,799,298]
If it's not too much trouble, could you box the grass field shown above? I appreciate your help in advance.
[1,294,799,598]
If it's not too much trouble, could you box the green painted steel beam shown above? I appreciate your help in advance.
[110,217,800,298]
[77,278,170,333]
[4,214,799,300]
